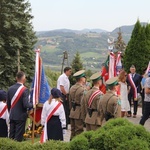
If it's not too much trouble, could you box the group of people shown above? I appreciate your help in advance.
[0,64,150,143]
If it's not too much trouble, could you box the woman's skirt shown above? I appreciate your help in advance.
[0,118,8,137]
[47,116,63,141]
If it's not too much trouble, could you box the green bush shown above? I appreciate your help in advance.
[116,138,149,150]
[0,138,69,150]
[0,138,19,150]
[1,118,150,150]
[69,134,89,150]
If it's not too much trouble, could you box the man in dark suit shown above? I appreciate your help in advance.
[7,71,33,141]
[127,65,142,118]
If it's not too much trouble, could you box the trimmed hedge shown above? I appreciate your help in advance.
[0,139,70,150]
[1,118,150,150]
[70,118,150,150]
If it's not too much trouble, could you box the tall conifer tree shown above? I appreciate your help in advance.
[0,0,36,89]
[123,20,150,74]
[69,52,83,86]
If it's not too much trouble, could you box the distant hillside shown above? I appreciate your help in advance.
[35,22,146,71]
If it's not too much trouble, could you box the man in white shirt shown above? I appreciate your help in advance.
[57,67,71,129]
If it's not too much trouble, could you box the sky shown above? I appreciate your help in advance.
[29,0,150,32]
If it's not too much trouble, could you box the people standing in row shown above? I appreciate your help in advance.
[0,90,9,137]
[7,71,33,142]
[139,71,150,125]
[99,77,121,122]
[126,65,142,118]
[118,70,130,117]
[69,70,86,140]
[84,72,103,131]
[41,88,66,142]
[57,67,71,129]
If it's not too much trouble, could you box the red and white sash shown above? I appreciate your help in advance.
[40,102,62,143]
[88,90,103,107]
[128,74,137,100]
[0,105,7,118]
[11,85,26,109]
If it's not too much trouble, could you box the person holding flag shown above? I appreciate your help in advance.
[0,90,9,137]
[40,88,66,143]
[7,71,33,141]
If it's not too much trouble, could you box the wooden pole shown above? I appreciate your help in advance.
[17,49,20,72]
[31,105,36,144]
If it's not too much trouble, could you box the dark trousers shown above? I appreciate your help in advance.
[141,89,145,115]
[128,92,138,115]
[47,116,63,141]
[139,102,150,125]
[9,120,26,142]
[0,118,8,137]
[62,94,70,129]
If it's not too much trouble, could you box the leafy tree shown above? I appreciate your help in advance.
[69,52,83,86]
[45,67,60,88]
[123,20,150,74]
[0,0,37,89]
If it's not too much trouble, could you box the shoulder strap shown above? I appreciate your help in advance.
[105,94,115,112]
[46,102,62,122]
[0,105,7,118]
[11,86,26,109]
[40,102,62,143]
[88,90,103,107]
[128,74,137,100]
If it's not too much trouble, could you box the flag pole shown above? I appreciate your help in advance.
[31,105,36,144]
[31,49,40,144]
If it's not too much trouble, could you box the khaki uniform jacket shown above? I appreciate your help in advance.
[99,90,121,122]
[69,83,85,119]
[84,87,103,125]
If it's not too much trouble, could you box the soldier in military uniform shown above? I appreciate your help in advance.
[69,70,86,140]
[99,77,121,122]
[84,72,103,131]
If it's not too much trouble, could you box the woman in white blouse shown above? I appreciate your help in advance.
[118,70,130,117]
[41,88,66,142]
[0,90,9,137]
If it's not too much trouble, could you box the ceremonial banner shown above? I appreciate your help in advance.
[101,56,109,81]
[145,61,150,75]
[116,52,122,76]
[109,52,115,79]
[100,56,109,93]
[29,49,51,126]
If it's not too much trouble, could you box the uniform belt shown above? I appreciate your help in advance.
[75,103,81,106]
[91,109,97,112]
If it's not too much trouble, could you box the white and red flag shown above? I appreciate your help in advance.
[32,49,41,107]
[145,61,150,75]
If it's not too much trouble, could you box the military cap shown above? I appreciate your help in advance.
[106,77,119,87]
[90,72,102,81]
[0,90,6,101]
[130,65,135,68]
[73,70,86,78]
